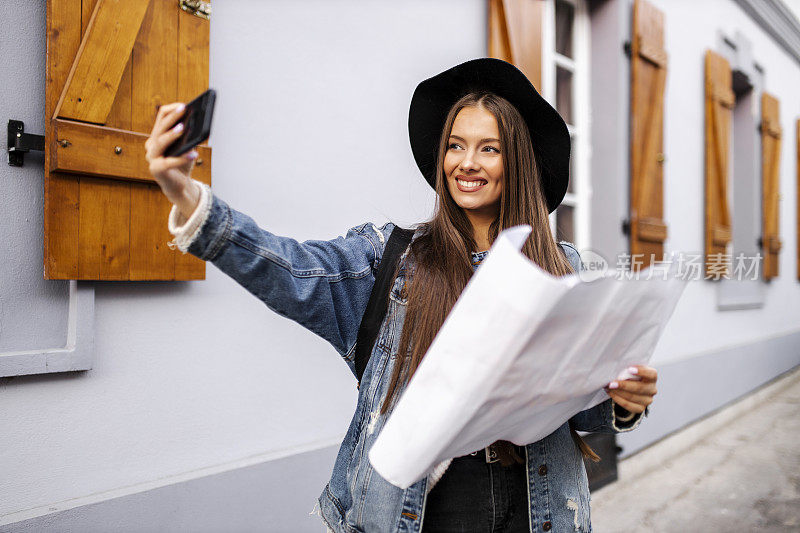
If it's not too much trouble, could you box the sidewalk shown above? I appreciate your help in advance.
[591,366,800,532]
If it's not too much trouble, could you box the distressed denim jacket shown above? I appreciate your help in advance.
[169,181,645,533]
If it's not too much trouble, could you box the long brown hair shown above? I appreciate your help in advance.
[381,92,599,462]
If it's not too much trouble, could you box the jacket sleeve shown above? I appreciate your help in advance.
[558,240,648,433]
[167,180,394,372]
[569,398,647,433]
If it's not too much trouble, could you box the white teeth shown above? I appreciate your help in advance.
[457,179,484,187]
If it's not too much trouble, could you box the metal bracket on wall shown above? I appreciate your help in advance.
[7,120,44,167]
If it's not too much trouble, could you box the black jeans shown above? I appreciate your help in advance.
[423,452,530,532]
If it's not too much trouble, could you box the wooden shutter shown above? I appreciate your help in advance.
[760,92,782,280]
[45,0,212,280]
[488,0,543,90]
[629,0,668,271]
[703,50,734,279]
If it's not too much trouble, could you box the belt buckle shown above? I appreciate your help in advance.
[485,445,499,464]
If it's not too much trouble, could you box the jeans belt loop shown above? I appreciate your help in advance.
[485,444,499,464]
[468,444,502,463]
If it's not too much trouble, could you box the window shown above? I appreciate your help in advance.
[544,0,591,248]
[715,31,766,309]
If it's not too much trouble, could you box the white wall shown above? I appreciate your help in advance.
[642,0,800,366]
[0,0,485,519]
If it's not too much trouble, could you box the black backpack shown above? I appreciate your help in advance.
[353,228,572,387]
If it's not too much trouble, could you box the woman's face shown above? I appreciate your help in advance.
[443,105,504,220]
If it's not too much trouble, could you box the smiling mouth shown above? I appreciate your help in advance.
[455,176,488,192]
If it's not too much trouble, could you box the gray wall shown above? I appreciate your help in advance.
[0,0,69,353]
[0,0,484,527]
[2,445,340,533]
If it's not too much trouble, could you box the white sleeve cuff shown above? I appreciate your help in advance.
[613,401,637,422]
[167,179,212,254]
[611,399,645,432]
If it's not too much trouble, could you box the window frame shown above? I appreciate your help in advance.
[543,0,592,249]
[715,30,766,310]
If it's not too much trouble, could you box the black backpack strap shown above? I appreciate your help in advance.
[354,226,415,386]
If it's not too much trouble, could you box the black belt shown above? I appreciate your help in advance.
[466,442,526,464]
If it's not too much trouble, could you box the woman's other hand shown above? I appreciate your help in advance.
[604,365,657,414]
[144,102,201,219]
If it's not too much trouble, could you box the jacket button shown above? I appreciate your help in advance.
[538,464,547,476]
[542,521,552,531]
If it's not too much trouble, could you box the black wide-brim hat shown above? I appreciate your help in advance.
[408,57,571,213]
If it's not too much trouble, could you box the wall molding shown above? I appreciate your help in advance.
[617,365,800,481]
[2,329,798,531]
[1,438,340,533]
[617,328,800,457]
[0,281,94,377]
[732,0,800,66]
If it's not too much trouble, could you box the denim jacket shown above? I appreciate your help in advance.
[170,182,645,533]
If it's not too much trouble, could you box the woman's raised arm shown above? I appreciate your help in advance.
[174,184,393,367]
[145,102,395,375]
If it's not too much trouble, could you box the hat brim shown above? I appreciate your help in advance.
[408,58,570,214]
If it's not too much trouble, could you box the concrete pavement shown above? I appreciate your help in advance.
[591,366,800,532]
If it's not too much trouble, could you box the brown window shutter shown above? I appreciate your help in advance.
[703,50,734,279]
[45,0,211,280]
[760,92,782,280]
[629,0,668,271]
[488,0,543,91]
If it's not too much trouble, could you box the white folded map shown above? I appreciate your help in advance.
[368,225,688,489]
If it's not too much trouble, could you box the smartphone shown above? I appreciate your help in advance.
[163,88,216,157]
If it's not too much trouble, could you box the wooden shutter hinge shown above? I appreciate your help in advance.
[7,120,44,167]
[180,0,211,20]
[757,236,783,253]
[759,119,782,139]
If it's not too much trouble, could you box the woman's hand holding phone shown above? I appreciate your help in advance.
[144,102,201,219]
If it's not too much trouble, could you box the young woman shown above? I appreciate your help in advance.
[145,58,657,533]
